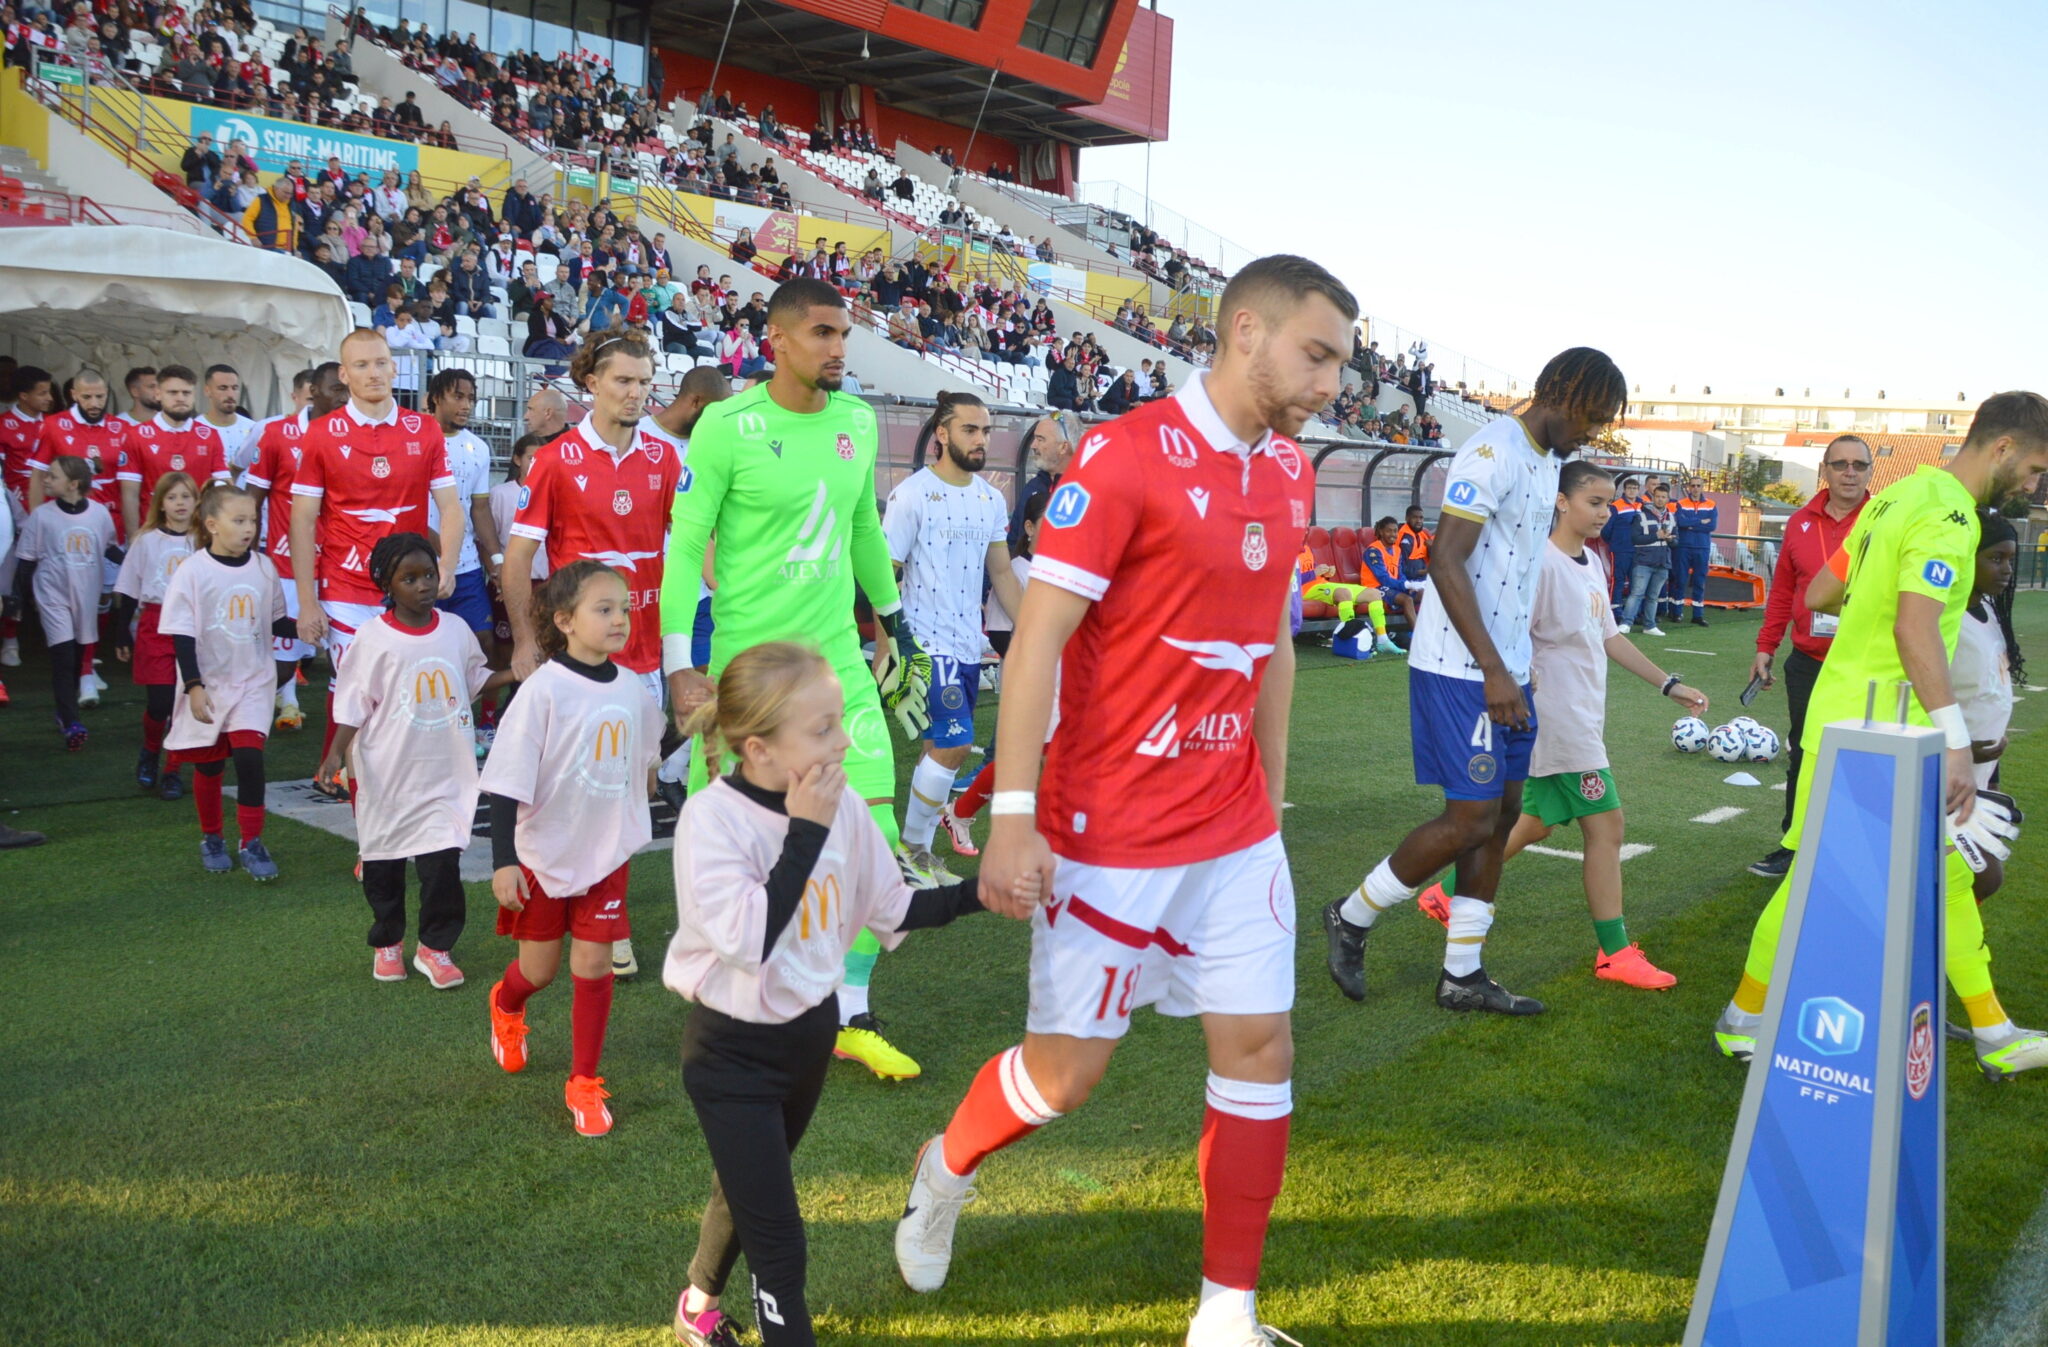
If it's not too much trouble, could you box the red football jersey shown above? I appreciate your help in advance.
[33,408,134,535]
[509,418,682,674]
[0,407,44,503]
[1029,377,1315,868]
[290,402,454,605]
[243,410,312,578]
[116,414,229,509]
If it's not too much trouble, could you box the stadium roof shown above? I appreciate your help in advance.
[651,1,1150,147]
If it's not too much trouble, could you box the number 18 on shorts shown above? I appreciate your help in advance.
[1025,835,1297,1039]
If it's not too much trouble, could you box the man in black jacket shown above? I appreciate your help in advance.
[446,249,495,318]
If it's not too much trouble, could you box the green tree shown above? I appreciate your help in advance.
[1763,481,1807,505]
[1729,454,1777,501]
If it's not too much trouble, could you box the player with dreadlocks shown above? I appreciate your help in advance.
[1324,347,1629,1014]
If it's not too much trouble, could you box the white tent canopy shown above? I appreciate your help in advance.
[0,226,352,418]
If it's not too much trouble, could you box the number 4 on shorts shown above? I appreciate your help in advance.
[1470,711,1494,752]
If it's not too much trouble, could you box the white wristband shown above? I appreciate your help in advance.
[1929,703,1971,751]
[989,791,1037,817]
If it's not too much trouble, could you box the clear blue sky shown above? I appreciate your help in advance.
[1082,1,2047,400]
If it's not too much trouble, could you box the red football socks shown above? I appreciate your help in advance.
[193,770,224,835]
[1198,1088,1291,1291]
[497,960,540,1013]
[940,1046,1061,1177]
[142,712,167,753]
[571,973,614,1078]
[78,642,96,675]
[236,805,265,843]
[954,761,997,821]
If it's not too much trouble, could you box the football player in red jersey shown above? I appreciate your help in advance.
[503,328,677,980]
[112,365,229,538]
[290,330,462,760]
[30,370,131,537]
[896,256,1355,1347]
[246,362,345,730]
[0,366,55,671]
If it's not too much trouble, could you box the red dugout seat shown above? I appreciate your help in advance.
[1331,527,1365,586]
[1300,527,1338,620]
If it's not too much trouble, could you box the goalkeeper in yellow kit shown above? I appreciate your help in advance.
[1714,392,2048,1080]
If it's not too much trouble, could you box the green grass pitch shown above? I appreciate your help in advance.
[4,600,2047,1345]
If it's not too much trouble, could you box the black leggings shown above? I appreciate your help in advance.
[361,847,465,951]
[194,745,267,808]
[146,683,175,726]
[49,639,80,726]
[682,996,839,1346]
[988,629,1012,658]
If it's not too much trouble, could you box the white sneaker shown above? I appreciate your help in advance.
[1644,626,1667,637]
[611,937,638,978]
[90,670,108,695]
[896,1135,977,1293]
[1976,1023,2048,1080]
[1617,623,1632,634]
[1186,1313,1303,1347]
[936,803,979,857]
[77,675,99,708]
[0,637,18,667]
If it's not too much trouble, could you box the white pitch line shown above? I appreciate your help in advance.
[1967,1185,2048,1347]
[1664,648,1717,656]
[1691,806,1747,824]
[1525,843,1656,862]
[1771,782,1788,791]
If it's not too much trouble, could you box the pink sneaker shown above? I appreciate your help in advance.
[1594,943,1678,990]
[413,946,465,989]
[372,944,406,982]
[1417,882,1451,927]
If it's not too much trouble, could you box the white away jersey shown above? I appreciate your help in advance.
[334,612,493,860]
[665,779,914,1024]
[428,427,491,574]
[1528,543,1621,777]
[210,414,262,476]
[883,467,1007,662]
[1953,606,2011,787]
[478,659,664,896]
[1408,414,1559,684]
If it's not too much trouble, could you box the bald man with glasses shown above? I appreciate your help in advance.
[1745,434,1872,878]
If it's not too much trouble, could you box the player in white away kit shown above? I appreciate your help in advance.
[884,391,1025,883]
[1323,349,1629,1015]
[896,256,1356,1347]
[200,364,261,480]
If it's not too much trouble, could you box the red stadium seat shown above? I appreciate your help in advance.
[1331,527,1364,586]
[1301,527,1338,620]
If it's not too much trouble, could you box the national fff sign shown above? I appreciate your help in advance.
[189,108,417,178]
[1686,717,1946,1347]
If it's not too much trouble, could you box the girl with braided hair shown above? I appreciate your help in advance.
[1954,508,2023,907]
[318,532,511,987]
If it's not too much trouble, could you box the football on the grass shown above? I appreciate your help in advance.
[1707,723,1748,763]
[1741,724,1781,763]
[1673,717,1710,753]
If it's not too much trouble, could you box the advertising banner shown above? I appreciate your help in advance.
[187,106,417,177]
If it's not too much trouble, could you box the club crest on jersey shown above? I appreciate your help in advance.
[371,456,391,479]
[1580,771,1607,802]
[1047,481,1089,528]
[1271,437,1303,479]
[641,438,664,464]
[612,488,633,516]
[1241,522,1268,570]
[1159,425,1199,468]
[835,432,856,461]
[1468,753,1498,784]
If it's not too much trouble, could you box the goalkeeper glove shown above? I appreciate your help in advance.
[872,619,934,740]
[1949,790,2022,874]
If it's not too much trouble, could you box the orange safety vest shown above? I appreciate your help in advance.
[1398,524,1431,565]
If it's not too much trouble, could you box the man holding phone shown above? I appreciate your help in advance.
[1744,435,1871,878]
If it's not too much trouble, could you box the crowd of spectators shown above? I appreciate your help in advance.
[1326,383,1443,446]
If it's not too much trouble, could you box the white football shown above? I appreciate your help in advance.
[1707,724,1748,763]
[1730,715,1761,734]
[1742,724,1781,763]
[1673,717,1711,753]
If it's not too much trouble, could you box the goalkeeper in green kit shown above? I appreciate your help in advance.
[662,278,934,1080]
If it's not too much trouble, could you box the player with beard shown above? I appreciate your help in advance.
[884,392,1024,882]
[201,364,262,478]
[247,362,346,731]
[110,365,230,541]
[117,367,159,429]
[894,256,1346,1347]
[638,364,732,808]
[659,278,934,1082]
[1713,392,2048,1080]
[0,365,56,674]
[1323,348,1627,1017]
[503,329,683,980]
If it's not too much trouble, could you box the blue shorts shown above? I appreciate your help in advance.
[438,567,492,632]
[691,593,714,670]
[1409,667,1537,800]
[925,654,981,749]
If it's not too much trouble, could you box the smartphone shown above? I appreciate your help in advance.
[1740,673,1764,707]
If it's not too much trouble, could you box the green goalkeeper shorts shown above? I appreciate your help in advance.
[1523,768,1623,827]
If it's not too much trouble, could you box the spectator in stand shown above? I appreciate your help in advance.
[1099,366,1140,415]
[383,305,435,406]
[343,233,394,307]
[182,133,222,189]
[500,176,540,237]
[718,322,764,379]
[891,169,915,203]
[525,291,577,370]
[396,92,426,135]
[507,259,545,318]
[244,177,303,253]
[371,281,407,328]
[446,248,495,318]
[658,293,702,356]
[1045,351,1080,410]
[728,227,758,266]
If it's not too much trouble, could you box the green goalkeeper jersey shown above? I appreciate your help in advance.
[661,383,901,673]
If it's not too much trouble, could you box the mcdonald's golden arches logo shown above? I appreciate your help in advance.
[798,874,841,941]
[400,656,466,730]
[592,717,629,761]
[573,702,639,798]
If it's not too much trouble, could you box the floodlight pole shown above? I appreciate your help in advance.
[705,0,739,109]
[960,61,1001,177]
